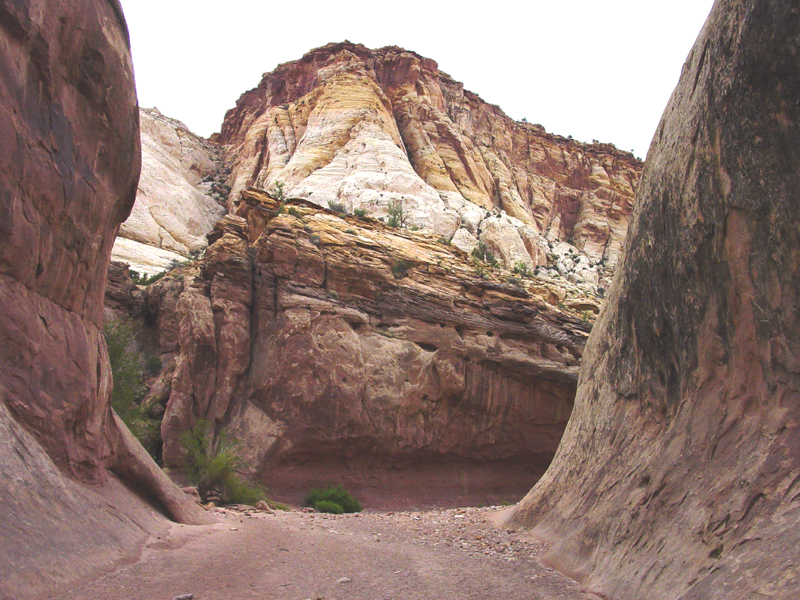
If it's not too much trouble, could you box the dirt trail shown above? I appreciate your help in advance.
[53,506,598,600]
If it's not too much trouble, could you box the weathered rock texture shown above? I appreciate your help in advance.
[111,107,227,275]
[509,1,800,599]
[220,42,642,294]
[137,190,594,507]
[0,2,210,598]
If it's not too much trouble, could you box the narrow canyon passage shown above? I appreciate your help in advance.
[53,507,598,600]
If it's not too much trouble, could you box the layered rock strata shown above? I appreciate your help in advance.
[220,42,642,294]
[0,2,210,598]
[111,107,227,275]
[135,189,594,507]
[509,2,800,599]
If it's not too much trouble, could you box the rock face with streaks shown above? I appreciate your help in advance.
[509,2,800,599]
[0,2,209,598]
[136,190,594,507]
[111,107,227,275]
[220,42,641,294]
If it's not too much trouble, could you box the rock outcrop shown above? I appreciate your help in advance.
[111,107,227,275]
[509,2,800,599]
[220,42,642,294]
[135,190,594,507]
[0,2,210,598]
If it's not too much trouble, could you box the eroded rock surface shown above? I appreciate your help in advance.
[136,190,595,507]
[112,108,227,274]
[510,2,800,599]
[220,42,642,294]
[0,3,210,598]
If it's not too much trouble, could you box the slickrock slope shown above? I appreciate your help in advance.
[509,2,800,599]
[137,190,594,506]
[111,108,227,275]
[220,42,641,293]
[0,2,210,598]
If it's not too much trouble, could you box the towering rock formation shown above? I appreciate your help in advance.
[220,43,642,293]
[135,191,592,506]
[0,2,209,598]
[112,107,227,275]
[510,1,800,599]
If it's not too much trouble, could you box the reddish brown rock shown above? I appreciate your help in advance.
[509,2,800,599]
[145,190,593,507]
[0,2,210,598]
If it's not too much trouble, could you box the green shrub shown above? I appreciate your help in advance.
[304,484,362,513]
[391,259,413,279]
[181,420,265,506]
[104,321,161,459]
[438,236,451,245]
[353,208,367,218]
[310,233,321,246]
[129,269,167,286]
[387,199,408,228]
[315,500,344,514]
[327,200,346,213]
[512,261,533,278]
[145,354,162,376]
[270,181,287,203]
[288,206,302,218]
[471,242,498,267]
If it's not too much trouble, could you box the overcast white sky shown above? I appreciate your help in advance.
[121,0,715,160]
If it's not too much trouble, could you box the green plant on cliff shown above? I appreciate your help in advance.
[391,259,413,279]
[180,420,265,506]
[304,484,362,513]
[104,321,161,459]
[512,260,533,278]
[471,241,498,267]
[270,181,287,203]
[387,198,408,228]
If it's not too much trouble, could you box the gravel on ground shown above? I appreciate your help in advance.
[53,505,601,600]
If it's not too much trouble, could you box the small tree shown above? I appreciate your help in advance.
[387,199,409,228]
[181,420,265,505]
[270,181,287,203]
[104,321,161,459]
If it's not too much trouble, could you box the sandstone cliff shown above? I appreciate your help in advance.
[220,43,642,294]
[111,107,227,275]
[0,3,210,598]
[509,1,800,599]
[129,190,595,507]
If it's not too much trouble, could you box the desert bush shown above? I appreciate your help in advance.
[512,261,533,278]
[327,199,346,213]
[315,500,344,514]
[304,484,362,513]
[180,420,265,506]
[104,321,161,458]
[270,181,287,203]
[391,259,413,279]
[387,199,408,228]
[471,242,498,267]
[287,206,302,218]
[353,208,367,218]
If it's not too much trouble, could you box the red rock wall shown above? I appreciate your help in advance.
[0,2,209,597]
[510,1,800,598]
[143,194,588,507]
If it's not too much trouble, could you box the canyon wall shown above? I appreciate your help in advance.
[220,43,642,295]
[0,2,209,598]
[510,1,800,598]
[112,107,227,275]
[135,190,594,507]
